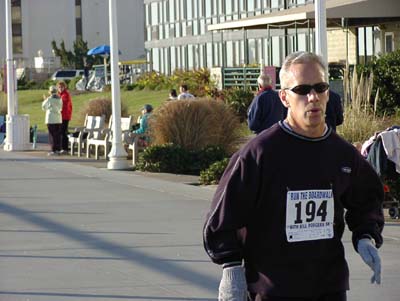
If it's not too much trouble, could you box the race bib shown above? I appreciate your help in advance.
[286,189,334,242]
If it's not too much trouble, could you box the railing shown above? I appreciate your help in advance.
[222,67,260,90]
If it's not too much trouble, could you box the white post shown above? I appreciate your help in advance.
[3,0,30,151]
[315,0,328,63]
[5,0,15,117]
[107,0,128,170]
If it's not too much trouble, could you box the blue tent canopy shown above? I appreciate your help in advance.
[87,44,121,55]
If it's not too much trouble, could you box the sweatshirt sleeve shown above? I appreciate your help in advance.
[343,154,384,250]
[203,149,261,265]
[247,96,262,133]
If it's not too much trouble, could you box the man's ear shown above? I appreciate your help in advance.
[279,90,290,108]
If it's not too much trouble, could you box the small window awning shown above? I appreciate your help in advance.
[208,0,400,31]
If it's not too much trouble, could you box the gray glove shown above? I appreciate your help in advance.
[357,238,381,284]
[218,266,247,301]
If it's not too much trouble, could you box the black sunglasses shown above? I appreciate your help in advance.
[284,82,329,95]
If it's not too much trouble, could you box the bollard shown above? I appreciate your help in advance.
[32,124,37,149]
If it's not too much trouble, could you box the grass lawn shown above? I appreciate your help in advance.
[1,89,169,132]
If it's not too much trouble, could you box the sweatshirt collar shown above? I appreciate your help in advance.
[279,120,332,142]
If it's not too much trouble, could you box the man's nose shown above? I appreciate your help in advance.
[307,89,320,102]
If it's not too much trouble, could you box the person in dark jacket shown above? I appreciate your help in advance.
[326,90,344,131]
[203,51,384,301]
[247,73,287,134]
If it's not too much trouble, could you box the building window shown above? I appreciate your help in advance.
[151,2,159,26]
[358,27,374,63]
[385,32,394,53]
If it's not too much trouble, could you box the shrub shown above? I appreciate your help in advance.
[149,98,241,154]
[199,158,230,185]
[359,49,400,114]
[79,98,129,124]
[338,101,388,144]
[222,88,254,122]
[136,71,168,90]
[194,145,227,172]
[169,69,215,97]
[40,79,58,89]
[122,83,135,91]
[340,65,388,143]
[68,76,83,91]
[17,77,38,90]
[0,95,6,115]
[137,143,191,173]
[137,143,227,175]
[135,69,216,96]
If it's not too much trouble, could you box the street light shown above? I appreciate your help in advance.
[315,0,328,63]
[107,0,129,170]
[3,0,30,151]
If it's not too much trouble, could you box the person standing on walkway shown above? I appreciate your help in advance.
[57,81,73,154]
[203,51,384,301]
[247,73,287,134]
[42,85,63,156]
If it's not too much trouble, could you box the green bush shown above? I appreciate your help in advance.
[360,49,400,114]
[137,143,227,175]
[68,76,83,91]
[194,145,227,172]
[40,79,58,89]
[135,71,168,90]
[134,69,216,96]
[199,158,230,185]
[0,95,6,115]
[17,77,38,90]
[122,83,136,91]
[222,88,254,122]
[137,143,191,174]
[150,98,241,154]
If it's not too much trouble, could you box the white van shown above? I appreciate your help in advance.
[51,70,84,81]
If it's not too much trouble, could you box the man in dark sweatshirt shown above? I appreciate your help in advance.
[247,73,287,134]
[203,51,384,301]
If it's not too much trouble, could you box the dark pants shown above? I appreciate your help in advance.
[47,124,61,152]
[61,119,70,151]
[248,291,346,301]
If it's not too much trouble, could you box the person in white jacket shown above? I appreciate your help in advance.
[42,85,63,156]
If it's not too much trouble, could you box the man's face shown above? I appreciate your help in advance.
[279,62,329,137]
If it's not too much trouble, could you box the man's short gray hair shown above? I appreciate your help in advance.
[279,51,327,89]
[257,73,272,88]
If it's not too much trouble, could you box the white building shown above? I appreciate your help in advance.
[0,0,145,68]
[144,0,400,75]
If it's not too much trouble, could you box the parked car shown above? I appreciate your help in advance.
[50,69,84,81]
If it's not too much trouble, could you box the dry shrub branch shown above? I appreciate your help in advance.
[149,98,241,153]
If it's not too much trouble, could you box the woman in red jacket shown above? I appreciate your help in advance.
[57,81,72,154]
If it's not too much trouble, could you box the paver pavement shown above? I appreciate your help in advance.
[0,146,399,301]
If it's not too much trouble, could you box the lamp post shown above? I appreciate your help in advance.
[3,0,30,151]
[5,0,15,117]
[107,0,129,170]
[315,0,328,63]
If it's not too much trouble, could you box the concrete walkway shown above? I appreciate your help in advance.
[0,145,399,301]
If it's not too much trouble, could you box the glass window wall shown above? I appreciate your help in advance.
[151,2,158,26]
